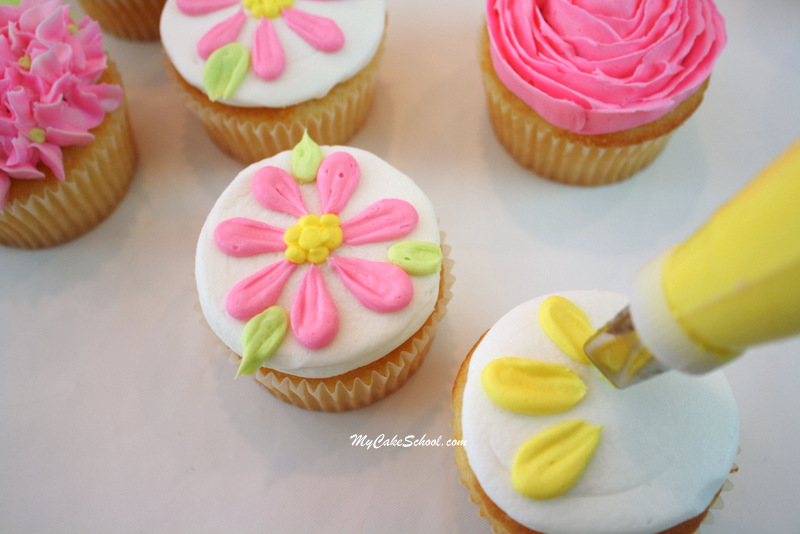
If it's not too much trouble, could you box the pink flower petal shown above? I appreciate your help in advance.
[341,199,419,245]
[177,0,239,16]
[282,8,344,53]
[291,265,339,349]
[316,151,359,215]
[215,217,286,257]
[197,8,246,60]
[226,259,297,321]
[327,256,414,313]
[252,165,308,217]
[252,18,285,81]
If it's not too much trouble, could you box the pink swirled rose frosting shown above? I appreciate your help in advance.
[0,0,123,209]
[486,0,726,135]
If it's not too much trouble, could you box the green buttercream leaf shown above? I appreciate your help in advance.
[237,306,288,377]
[387,241,442,276]
[203,43,250,101]
[291,130,324,184]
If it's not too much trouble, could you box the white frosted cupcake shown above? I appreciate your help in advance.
[161,0,386,163]
[196,133,452,411]
[453,291,739,534]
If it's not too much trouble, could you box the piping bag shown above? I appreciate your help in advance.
[584,138,800,388]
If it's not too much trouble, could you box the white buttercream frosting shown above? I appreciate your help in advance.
[160,0,385,108]
[195,146,441,378]
[461,290,739,534]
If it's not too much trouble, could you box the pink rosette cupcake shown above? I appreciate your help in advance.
[0,0,136,249]
[481,0,726,185]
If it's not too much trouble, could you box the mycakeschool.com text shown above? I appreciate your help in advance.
[350,434,465,449]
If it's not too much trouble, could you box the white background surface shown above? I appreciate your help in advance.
[2,0,799,532]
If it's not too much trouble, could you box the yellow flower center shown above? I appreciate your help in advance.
[28,128,46,144]
[284,214,342,264]
[242,0,293,18]
[18,56,31,70]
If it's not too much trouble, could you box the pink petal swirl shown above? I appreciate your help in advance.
[282,8,345,52]
[291,265,340,349]
[341,199,418,245]
[316,151,359,215]
[197,8,247,60]
[215,217,286,257]
[327,256,414,313]
[252,165,308,217]
[252,18,285,81]
[226,259,297,320]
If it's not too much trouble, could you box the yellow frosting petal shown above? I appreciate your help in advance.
[512,419,602,500]
[481,357,587,415]
[539,296,594,365]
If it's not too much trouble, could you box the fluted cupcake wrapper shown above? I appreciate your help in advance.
[0,63,137,249]
[166,35,384,165]
[201,238,453,412]
[78,0,165,41]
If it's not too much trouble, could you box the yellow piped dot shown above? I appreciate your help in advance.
[283,213,341,265]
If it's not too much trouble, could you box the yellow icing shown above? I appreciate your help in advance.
[291,131,324,184]
[18,55,31,70]
[539,296,594,365]
[512,419,602,500]
[284,214,342,265]
[242,0,293,18]
[663,138,800,356]
[27,128,46,144]
[481,357,586,415]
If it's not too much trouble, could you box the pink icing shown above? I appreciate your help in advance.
[327,255,414,313]
[197,8,247,60]
[214,148,420,352]
[291,264,339,349]
[317,150,360,214]
[252,18,285,81]
[486,0,726,135]
[282,8,344,53]
[341,199,418,245]
[226,259,298,321]
[0,0,123,208]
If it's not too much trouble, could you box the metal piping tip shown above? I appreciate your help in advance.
[584,306,669,389]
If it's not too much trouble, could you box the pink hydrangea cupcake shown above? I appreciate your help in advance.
[481,0,726,185]
[0,0,137,249]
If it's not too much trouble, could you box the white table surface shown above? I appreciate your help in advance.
[2,0,799,532]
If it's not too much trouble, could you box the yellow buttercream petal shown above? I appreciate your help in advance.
[539,296,595,365]
[481,357,587,415]
[512,419,602,500]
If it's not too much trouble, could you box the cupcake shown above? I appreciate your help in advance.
[196,133,452,411]
[0,0,137,249]
[481,0,726,186]
[160,0,386,164]
[453,291,739,533]
[76,0,166,41]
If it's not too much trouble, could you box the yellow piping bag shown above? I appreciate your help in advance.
[585,138,800,388]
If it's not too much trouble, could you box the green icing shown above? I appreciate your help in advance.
[203,43,250,101]
[388,241,442,276]
[291,131,324,183]
[237,306,288,377]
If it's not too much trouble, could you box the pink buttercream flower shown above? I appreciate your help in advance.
[214,151,419,350]
[0,0,123,209]
[177,0,344,82]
